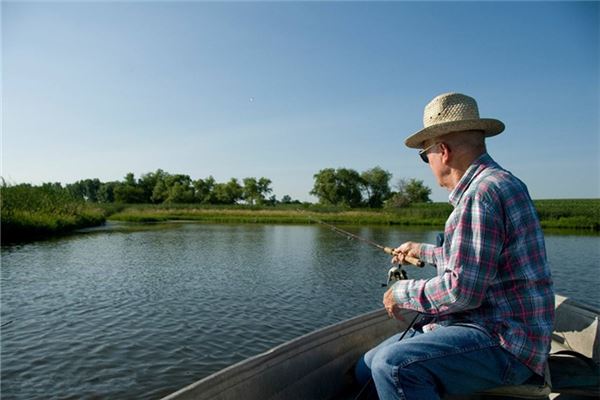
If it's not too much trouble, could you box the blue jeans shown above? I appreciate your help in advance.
[355,324,534,400]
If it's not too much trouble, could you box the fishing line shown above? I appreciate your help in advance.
[296,209,425,268]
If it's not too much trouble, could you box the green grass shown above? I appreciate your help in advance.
[106,203,448,226]
[1,183,108,241]
[534,199,600,230]
[3,186,597,242]
[107,199,599,231]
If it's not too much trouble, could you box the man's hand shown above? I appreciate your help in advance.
[383,287,405,321]
[392,241,422,265]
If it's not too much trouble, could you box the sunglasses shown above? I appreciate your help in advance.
[418,142,439,163]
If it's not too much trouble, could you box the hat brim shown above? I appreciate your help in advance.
[404,118,505,149]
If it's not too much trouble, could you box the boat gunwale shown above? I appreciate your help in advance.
[161,308,412,400]
[161,295,599,400]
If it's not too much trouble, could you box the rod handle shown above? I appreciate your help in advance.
[383,247,425,268]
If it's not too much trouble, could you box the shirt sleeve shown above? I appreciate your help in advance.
[392,195,504,315]
[419,243,443,267]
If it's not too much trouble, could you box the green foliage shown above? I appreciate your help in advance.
[67,178,102,202]
[139,169,167,203]
[534,199,600,230]
[194,176,216,203]
[242,177,272,205]
[310,168,365,208]
[98,182,117,203]
[53,170,276,207]
[108,200,599,231]
[1,181,106,241]
[386,178,432,208]
[212,178,243,204]
[361,166,393,208]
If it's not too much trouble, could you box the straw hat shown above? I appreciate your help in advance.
[404,92,505,149]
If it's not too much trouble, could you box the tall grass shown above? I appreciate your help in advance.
[108,203,451,226]
[108,200,599,231]
[2,185,597,241]
[534,199,599,230]
[1,183,107,241]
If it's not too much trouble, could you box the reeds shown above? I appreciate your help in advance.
[1,182,107,241]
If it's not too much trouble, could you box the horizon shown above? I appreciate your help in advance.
[2,1,599,203]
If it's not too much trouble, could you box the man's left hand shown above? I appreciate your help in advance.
[383,287,405,321]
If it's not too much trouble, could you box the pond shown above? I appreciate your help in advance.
[1,223,599,399]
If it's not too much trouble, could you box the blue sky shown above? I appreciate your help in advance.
[2,1,598,202]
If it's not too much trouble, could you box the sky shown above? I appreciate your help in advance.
[2,1,598,202]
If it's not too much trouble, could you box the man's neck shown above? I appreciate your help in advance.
[444,150,486,191]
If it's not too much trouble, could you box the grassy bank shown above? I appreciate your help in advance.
[108,199,599,231]
[1,184,110,242]
[3,189,597,242]
[534,199,599,230]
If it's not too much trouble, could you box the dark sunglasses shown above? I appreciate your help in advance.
[418,142,438,163]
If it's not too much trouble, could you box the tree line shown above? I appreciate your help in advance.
[311,167,431,208]
[63,170,280,205]
[6,167,432,208]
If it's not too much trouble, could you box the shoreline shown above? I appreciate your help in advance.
[2,199,598,243]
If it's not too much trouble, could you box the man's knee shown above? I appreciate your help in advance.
[372,349,435,386]
[370,347,401,380]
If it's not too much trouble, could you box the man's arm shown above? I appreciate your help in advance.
[389,197,504,315]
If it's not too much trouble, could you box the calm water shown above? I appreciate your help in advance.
[1,223,599,399]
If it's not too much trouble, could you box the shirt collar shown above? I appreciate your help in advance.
[448,153,495,207]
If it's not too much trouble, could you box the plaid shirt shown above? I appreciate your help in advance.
[392,153,554,375]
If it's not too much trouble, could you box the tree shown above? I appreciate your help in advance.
[139,169,167,203]
[386,178,432,208]
[310,168,363,207]
[67,179,101,202]
[281,195,293,204]
[257,177,273,205]
[212,178,243,204]
[194,176,215,204]
[243,177,273,205]
[97,182,117,203]
[114,173,146,203]
[242,177,260,205]
[361,167,392,208]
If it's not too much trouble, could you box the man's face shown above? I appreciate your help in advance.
[421,139,448,189]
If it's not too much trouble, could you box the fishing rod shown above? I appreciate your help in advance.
[297,210,425,268]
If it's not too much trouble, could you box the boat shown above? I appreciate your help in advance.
[161,295,599,400]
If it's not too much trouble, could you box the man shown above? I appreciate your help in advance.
[356,93,555,400]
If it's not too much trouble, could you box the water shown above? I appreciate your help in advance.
[1,223,599,399]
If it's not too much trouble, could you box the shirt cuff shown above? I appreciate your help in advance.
[419,243,441,266]
[391,280,412,305]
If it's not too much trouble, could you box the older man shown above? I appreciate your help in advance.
[356,93,554,400]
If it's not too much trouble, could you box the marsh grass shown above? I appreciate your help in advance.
[3,184,598,242]
[109,203,452,227]
[1,183,107,241]
[534,199,600,230]
[109,200,599,231]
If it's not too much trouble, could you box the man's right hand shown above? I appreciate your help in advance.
[392,241,422,264]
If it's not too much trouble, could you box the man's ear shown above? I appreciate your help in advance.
[439,142,451,164]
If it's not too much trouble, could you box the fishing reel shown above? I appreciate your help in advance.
[381,265,408,287]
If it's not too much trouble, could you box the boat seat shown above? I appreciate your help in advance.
[477,363,551,399]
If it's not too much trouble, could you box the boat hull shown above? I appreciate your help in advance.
[161,295,599,400]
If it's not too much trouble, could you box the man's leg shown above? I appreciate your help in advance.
[367,324,533,400]
[355,330,422,387]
